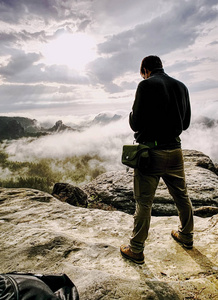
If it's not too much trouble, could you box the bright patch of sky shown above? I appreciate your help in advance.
[0,0,217,119]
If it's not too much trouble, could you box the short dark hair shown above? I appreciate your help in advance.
[140,55,163,75]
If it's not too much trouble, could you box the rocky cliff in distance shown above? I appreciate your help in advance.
[0,187,217,299]
[0,113,124,140]
[0,117,25,140]
[0,116,75,140]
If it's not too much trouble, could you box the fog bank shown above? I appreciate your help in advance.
[2,114,218,169]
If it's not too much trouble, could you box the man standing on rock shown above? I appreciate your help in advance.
[120,55,194,264]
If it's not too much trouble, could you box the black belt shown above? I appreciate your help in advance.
[141,137,181,149]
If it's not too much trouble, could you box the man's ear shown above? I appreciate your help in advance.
[144,68,148,74]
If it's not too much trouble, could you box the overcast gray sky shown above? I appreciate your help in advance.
[0,0,218,118]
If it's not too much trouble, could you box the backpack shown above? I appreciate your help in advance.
[0,272,79,300]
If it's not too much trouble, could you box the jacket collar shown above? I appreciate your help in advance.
[150,68,165,76]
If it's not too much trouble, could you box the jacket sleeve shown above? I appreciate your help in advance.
[183,87,191,130]
[129,83,146,132]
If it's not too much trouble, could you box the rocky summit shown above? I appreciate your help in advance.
[0,187,217,299]
[83,150,218,216]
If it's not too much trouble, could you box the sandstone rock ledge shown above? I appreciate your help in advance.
[83,150,218,216]
[0,188,217,300]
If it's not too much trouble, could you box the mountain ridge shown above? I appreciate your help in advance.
[0,116,75,140]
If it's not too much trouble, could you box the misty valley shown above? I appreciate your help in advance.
[0,114,129,193]
[0,113,217,194]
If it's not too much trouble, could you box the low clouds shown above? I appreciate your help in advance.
[4,116,132,169]
[0,0,217,116]
[2,115,218,171]
[182,120,218,164]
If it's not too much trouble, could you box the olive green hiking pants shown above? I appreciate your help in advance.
[130,148,194,253]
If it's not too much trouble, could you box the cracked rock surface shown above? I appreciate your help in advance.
[0,187,217,299]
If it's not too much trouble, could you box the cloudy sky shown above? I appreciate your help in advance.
[0,0,218,119]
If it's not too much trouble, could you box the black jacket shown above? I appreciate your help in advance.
[129,68,191,144]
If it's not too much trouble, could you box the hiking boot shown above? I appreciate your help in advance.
[120,245,144,264]
[171,230,193,249]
